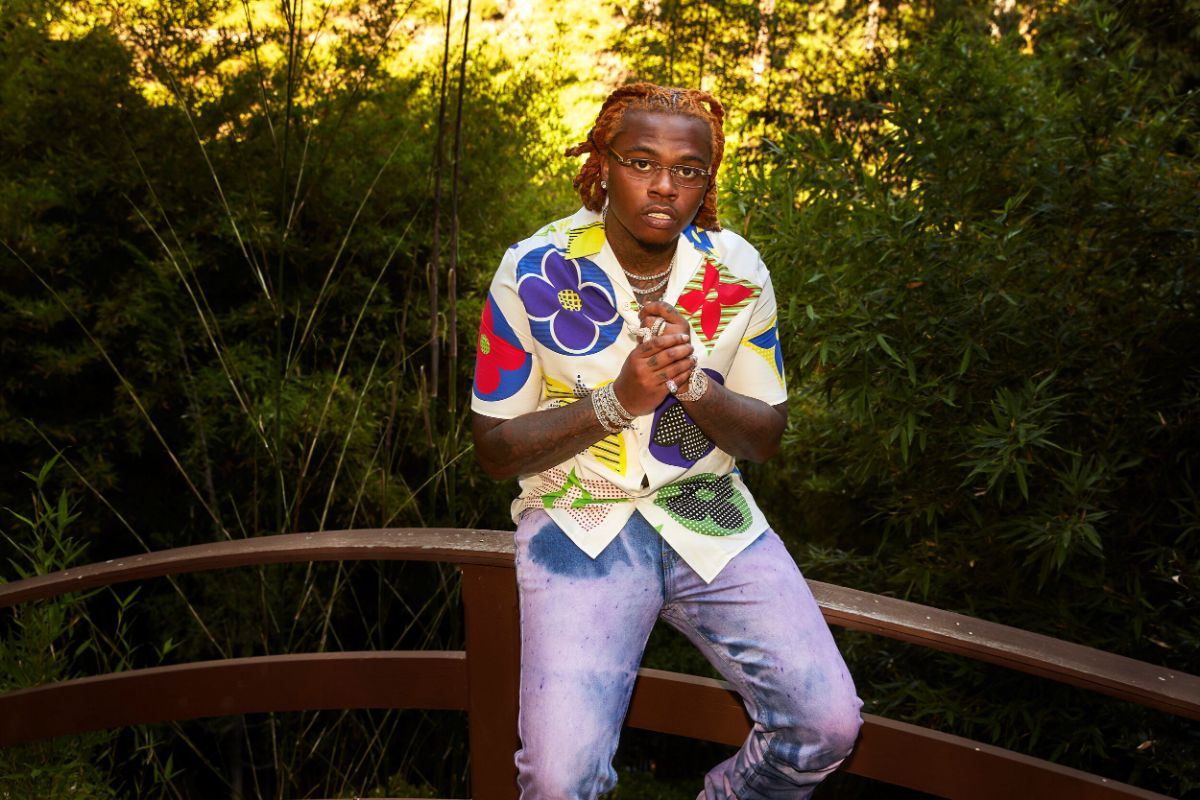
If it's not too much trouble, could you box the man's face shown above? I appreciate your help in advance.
[601,110,713,254]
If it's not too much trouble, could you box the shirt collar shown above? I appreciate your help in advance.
[564,207,606,260]
[563,206,717,262]
[561,208,713,319]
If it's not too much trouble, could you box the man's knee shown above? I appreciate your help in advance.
[773,696,863,773]
[816,700,863,762]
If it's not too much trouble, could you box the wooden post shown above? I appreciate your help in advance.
[461,563,520,799]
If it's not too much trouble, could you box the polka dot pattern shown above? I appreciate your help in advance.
[648,370,724,468]
[519,467,631,531]
[654,473,750,537]
[653,403,713,463]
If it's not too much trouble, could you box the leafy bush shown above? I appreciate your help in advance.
[0,459,181,797]
[0,0,568,794]
[4,0,1198,796]
[732,7,1198,794]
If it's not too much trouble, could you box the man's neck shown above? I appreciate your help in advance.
[606,230,677,277]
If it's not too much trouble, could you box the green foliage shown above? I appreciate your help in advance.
[607,768,702,799]
[1,457,91,695]
[2,0,1199,796]
[0,0,565,794]
[0,458,159,798]
[733,3,1199,793]
[0,0,567,540]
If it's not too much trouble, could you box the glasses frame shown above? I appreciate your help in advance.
[607,147,713,189]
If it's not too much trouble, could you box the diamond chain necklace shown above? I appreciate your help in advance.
[625,250,677,299]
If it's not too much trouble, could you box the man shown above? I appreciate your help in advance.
[471,83,861,799]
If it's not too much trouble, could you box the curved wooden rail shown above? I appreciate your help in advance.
[0,652,468,743]
[813,581,1200,721]
[3,528,1194,720]
[1,528,1194,800]
[0,528,516,606]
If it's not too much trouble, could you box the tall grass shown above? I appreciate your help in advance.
[0,0,571,794]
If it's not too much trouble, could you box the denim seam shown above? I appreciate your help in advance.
[659,606,765,721]
[658,534,673,602]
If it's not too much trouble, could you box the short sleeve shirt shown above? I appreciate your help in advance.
[471,208,787,582]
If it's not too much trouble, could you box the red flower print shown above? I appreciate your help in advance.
[475,301,529,395]
[677,260,754,341]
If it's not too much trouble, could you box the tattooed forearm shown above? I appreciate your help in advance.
[681,382,787,463]
[473,401,609,480]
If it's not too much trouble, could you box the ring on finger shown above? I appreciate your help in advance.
[666,379,679,394]
[651,318,668,337]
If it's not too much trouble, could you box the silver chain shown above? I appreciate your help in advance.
[630,272,671,297]
[624,251,677,299]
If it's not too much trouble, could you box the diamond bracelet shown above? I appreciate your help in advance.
[592,383,636,434]
[673,367,710,403]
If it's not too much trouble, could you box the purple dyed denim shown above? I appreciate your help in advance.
[514,510,863,799]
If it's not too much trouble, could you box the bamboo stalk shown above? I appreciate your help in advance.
[448,1,471,419]
[429,0,454,401]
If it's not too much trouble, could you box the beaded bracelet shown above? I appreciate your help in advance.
[673,368,710,403]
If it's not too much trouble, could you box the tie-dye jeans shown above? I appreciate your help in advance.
[514,510,863,799]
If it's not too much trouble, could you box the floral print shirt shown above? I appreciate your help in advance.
[471,208,787,582]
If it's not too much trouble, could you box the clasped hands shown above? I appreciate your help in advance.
[612,300,698,416]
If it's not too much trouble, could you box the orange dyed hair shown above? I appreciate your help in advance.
[565,83,726,231]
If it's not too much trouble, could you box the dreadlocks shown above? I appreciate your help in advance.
[565,83,727,232]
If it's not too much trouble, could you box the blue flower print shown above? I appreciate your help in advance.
[517,245,622,356]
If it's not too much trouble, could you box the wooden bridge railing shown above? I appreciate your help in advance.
[1,528,1197,799]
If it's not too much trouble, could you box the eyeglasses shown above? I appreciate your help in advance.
[608,147,713,189]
